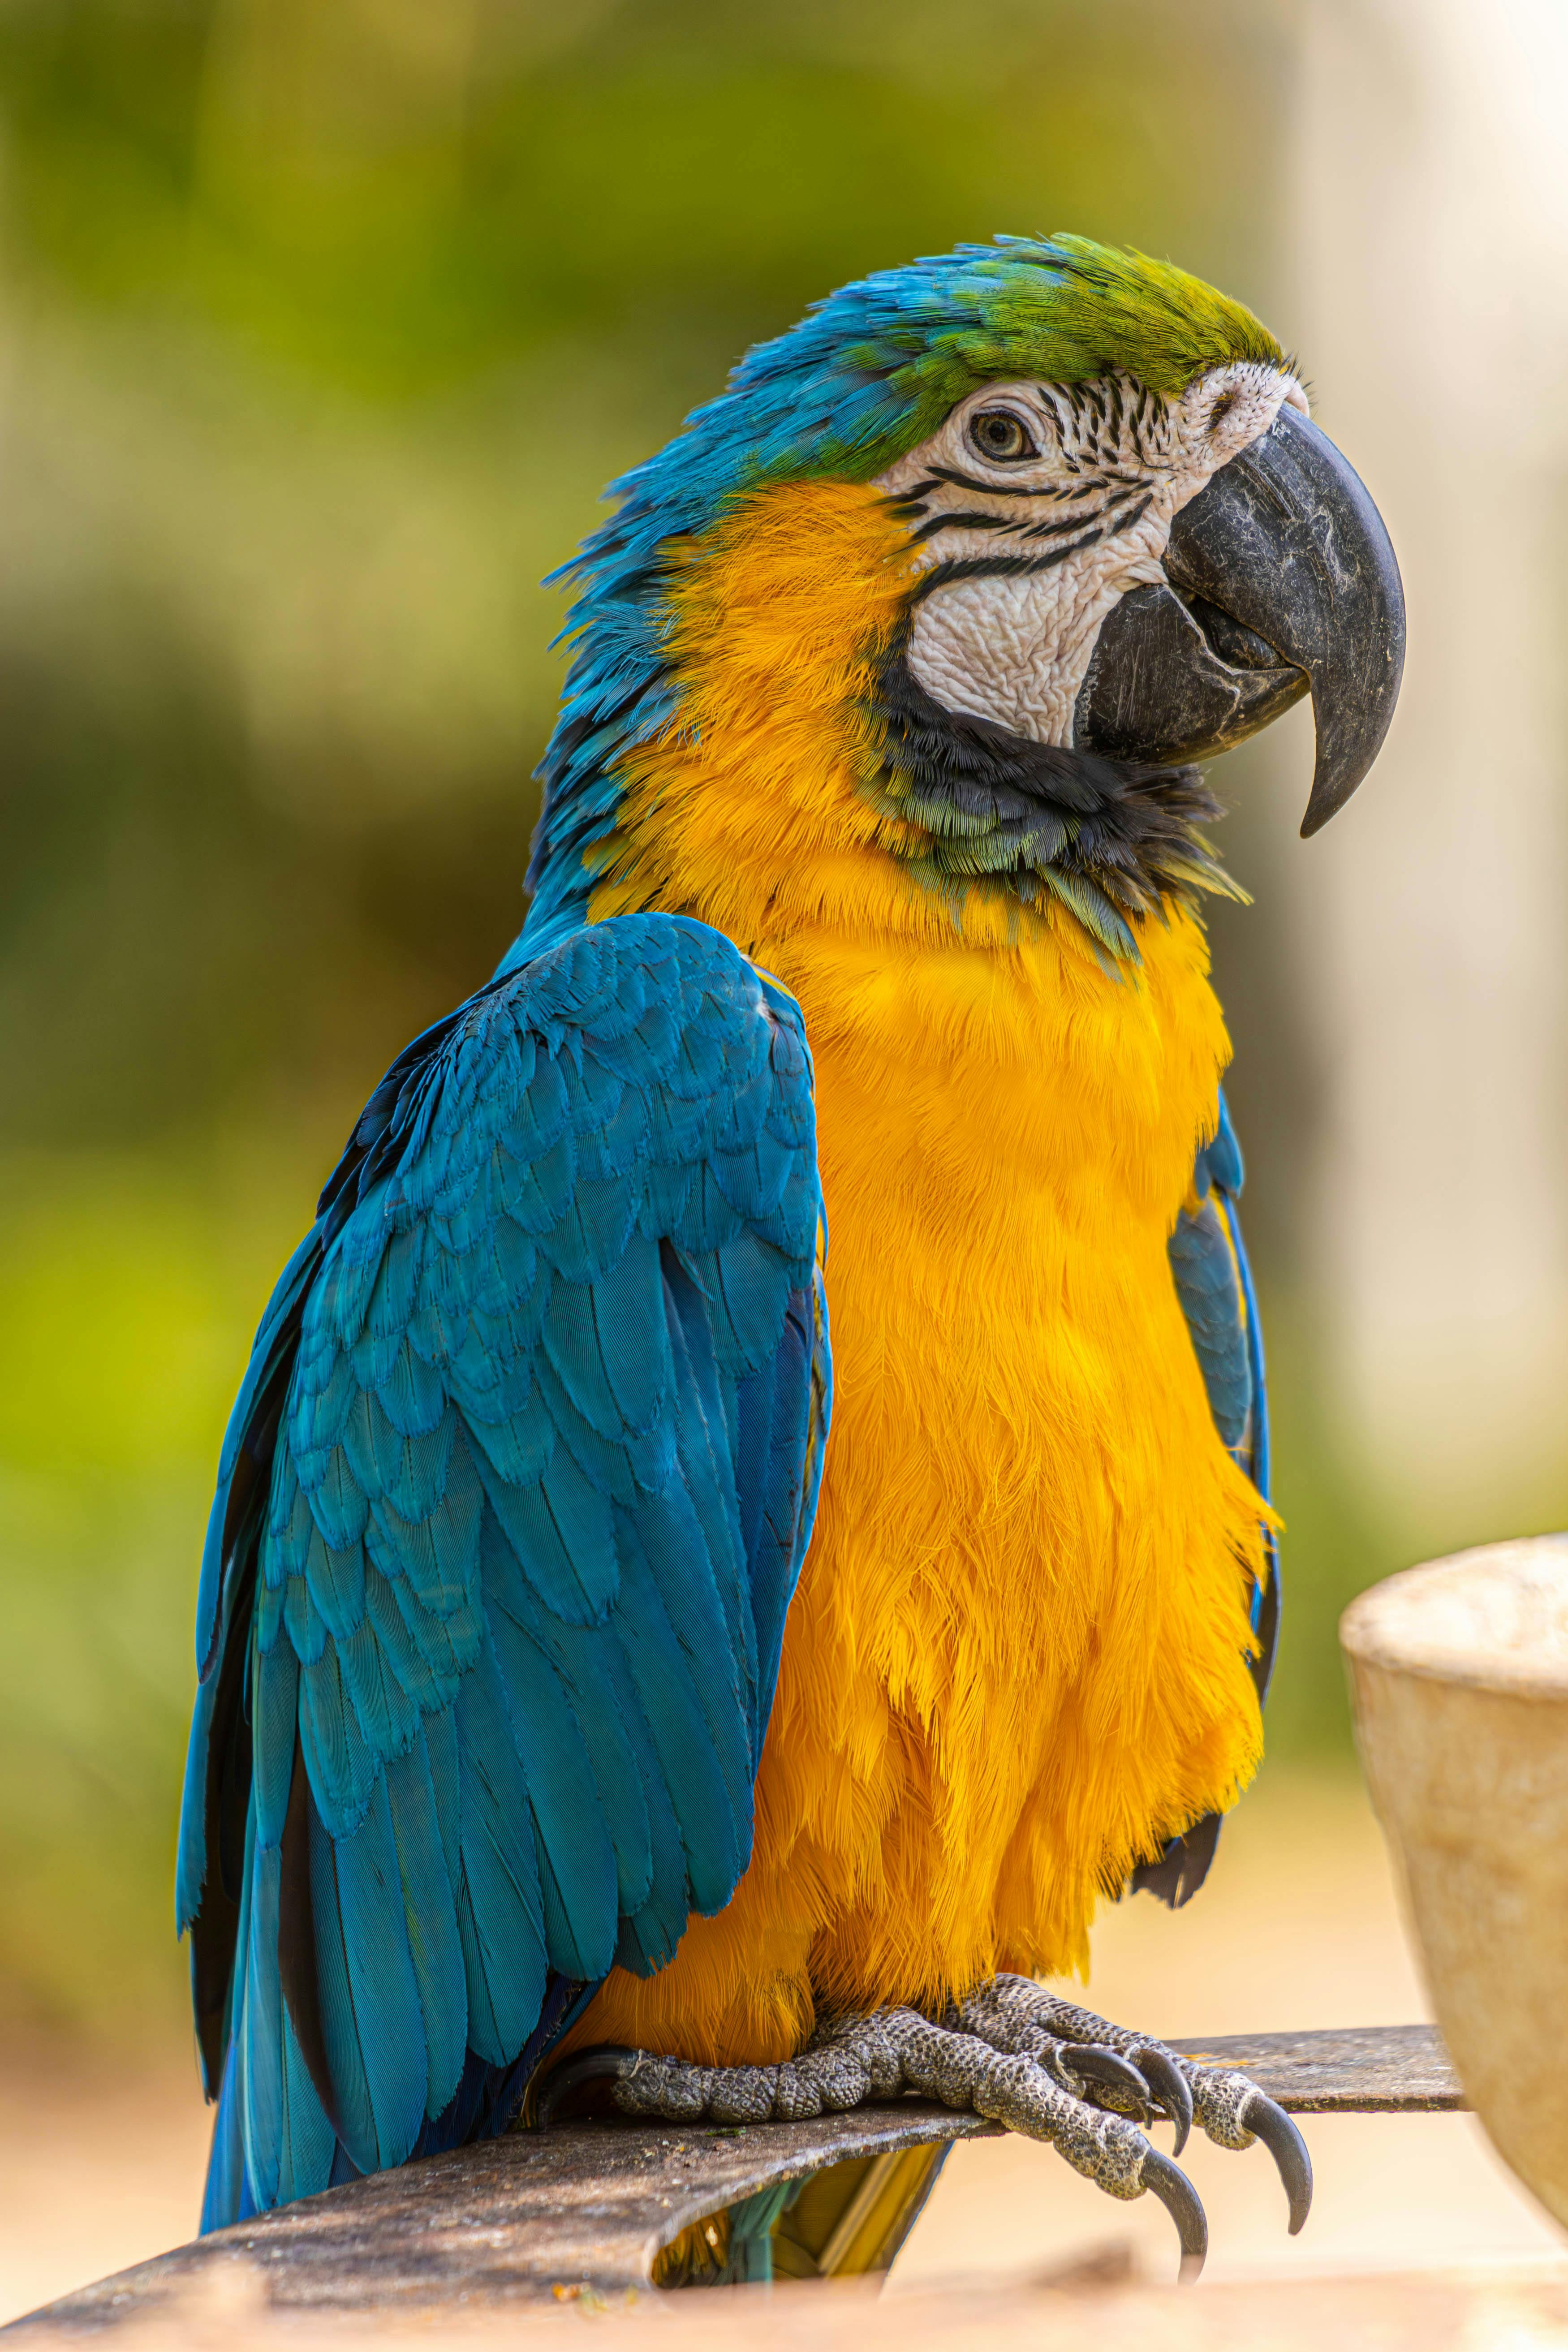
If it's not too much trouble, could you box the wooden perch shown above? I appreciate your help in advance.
[7,2025,1461,2335]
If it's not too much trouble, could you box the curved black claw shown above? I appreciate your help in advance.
[1067,2044,1153,2115]
[1243,2091,1314,2235]
[534,2043,642,2128]
[1141,2148,1208,2285]
[1136,2047,1194,2156]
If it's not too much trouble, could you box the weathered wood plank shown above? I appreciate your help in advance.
[1170,2023,1462,2112]
[7,2025,1461,2333]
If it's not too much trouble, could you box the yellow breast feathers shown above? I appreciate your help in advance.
[573,480,1270,2066]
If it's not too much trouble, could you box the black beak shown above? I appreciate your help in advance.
[1074,407,1405,836]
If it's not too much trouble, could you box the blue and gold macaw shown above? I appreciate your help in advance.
[180,237,1402,2281]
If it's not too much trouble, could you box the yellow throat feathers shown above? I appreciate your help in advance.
[570,479,1271,2057]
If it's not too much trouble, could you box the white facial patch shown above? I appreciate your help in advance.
[875,363,1306,747]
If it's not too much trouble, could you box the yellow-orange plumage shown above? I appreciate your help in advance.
[568,479,1271,2068]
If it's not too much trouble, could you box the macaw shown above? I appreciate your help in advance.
[179,235,1403,2283]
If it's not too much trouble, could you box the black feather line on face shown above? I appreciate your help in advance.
[859,624,1240,957]
[909,536,1104,600]
[917,466,1085,501]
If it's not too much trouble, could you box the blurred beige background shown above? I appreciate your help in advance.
[0,0,1563,2315]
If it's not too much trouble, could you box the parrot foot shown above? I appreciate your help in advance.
[955,1974,1313,2236]
[540,1975,1310,2285]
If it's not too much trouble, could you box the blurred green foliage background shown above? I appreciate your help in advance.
[0,0,1391,2046]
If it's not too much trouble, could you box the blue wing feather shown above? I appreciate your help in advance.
[179,913,828,2226]
[1139,1083,1274,1909]
[383,1736,469,2118]
[1169,1086,1265,1492]
[1167,1202,1250,1449]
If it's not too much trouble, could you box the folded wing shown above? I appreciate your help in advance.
[177,913,829,2220]
[1133,1087,1274,1908]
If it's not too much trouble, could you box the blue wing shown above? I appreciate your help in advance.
[1132,1086,1273,1908]
[1171,1091,1271,1514]
[177,913,830,2227]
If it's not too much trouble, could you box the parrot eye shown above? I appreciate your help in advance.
[968,409,1039,465]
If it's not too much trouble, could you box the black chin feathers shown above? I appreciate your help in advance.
[862,638,1242,961]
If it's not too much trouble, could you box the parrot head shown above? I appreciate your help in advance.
[521,236,1404,961]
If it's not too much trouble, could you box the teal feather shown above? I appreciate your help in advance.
[383,1736,469,2120]
[635,1159,697,1235]
[536,1169,644,1285]
[470,1436,618,1627]
[301,1640,378,1837]
[486,1597,620,1978]
[378,1406,456,1526]
[338,1390,383,1503]
[267,1469,315,1581]
[423,1703,461,1885]
[336,1615,422,1759]
[255,1574,285,1656]
[303,1445,370,1551]
[377,1340,448,1442]
[363,1573,461,1714]
[252,1645,299,1848]
[671,1163,749,1255]
[283,1572,327,1667]
[310,1777,429,2174]
[367,1223,425,1343]
[239,1836,283,2210]
[532,1350,673,1505]
[386,1574,482,1693]
[540,1237,670,1439]
[181,914,828,2227]
[484,1533,656,1920]
[501,1055,570,1161]
[303,1523,366,1644]
[274,2005,337,2208]
[497,1132,577,1238]
[711,1231,793,1374]
[458,1368,557,1486]
[366,1425,482,1612]
[454,1638,549,2064]
[611,1504,749,1910]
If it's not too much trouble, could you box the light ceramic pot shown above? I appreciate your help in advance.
[1341,1536,1568,2233]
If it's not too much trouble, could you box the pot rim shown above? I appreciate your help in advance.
[1340,1536,1568,1700]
